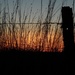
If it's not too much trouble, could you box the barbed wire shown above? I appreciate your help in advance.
[0,22,75,26]
[0,22,61,24]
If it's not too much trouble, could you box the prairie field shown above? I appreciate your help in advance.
[0,0,75,52]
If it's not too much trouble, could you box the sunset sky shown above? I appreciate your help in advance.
[0,0,75,52]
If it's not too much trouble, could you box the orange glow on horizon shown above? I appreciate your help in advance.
[0,29,64,52]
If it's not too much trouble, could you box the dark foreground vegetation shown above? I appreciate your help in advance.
[0,48,64,74]
[0,48,74,75]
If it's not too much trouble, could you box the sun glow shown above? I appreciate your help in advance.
[0,0,69,52]
[0,24,64,52]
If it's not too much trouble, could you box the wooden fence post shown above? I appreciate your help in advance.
[61,7,74,53]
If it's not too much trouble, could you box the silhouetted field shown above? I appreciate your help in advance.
[0,0,75,74]
[0,48,75,74]
[0,48,65,75]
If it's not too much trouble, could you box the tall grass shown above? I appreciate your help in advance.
[0,0,74,52]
